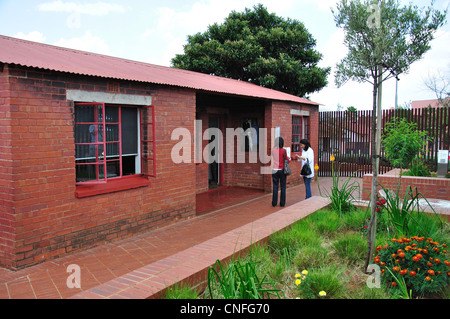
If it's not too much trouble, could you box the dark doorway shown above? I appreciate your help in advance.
[208,117,221,189]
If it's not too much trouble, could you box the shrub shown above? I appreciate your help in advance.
[402,156,431,177]
[375,236,450,297]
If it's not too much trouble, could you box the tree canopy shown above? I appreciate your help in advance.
[333,0,447,87]
[171,4,330,98]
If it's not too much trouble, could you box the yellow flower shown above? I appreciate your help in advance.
[295,273,301,278]
[330,154,335,162]
[302,270,308,275]
[319,291,327,297]
[314,163,319,171]
[295,279,301,286]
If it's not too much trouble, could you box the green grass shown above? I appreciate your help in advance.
[165,207,449,299]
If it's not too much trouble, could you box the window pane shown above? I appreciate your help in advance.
[75,124,93,144]
[106,142,120,157]
[105,106,119,123]
[106,124,119,142]
[75,163,104,182]
[106,160,120,178]
[122,107,138,155]
[122,155,136,176]
[76,144,104,161]
[75,104,95,123]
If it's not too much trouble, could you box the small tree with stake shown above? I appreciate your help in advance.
[332,0,447,272]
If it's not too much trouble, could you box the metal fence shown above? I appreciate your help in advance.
[318,107,450,177]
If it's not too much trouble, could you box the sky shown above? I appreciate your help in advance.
[0,0,449,111]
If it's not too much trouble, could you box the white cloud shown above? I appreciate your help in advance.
[13,31,47,43]
[54,31,112,55]
[37,0,126,15]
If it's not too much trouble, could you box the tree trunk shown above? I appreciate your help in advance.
[364,66,383,272]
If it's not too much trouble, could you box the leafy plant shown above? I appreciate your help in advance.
[378,184,443,237]
[382,118,430,170]
[206,259,283,299]
[375,236,450,297]
[402,156,431,177]
[320,156,360,216]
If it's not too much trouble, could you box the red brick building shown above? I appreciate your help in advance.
[0,35,320,270]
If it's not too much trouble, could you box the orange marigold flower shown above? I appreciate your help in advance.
[434,259,441,264]
[409,271,417,277]
[380,262,386,266]
[416,254,423,259]
[399,252,405,258]
[391,254,397,259]
[425,276,431,281]
[412,256,419,262]
[427,262,433,267]
[422,249,428,254]
[427,270,435,276]
[393,266,400,272]
[391,282,397,287]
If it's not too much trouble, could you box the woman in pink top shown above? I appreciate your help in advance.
[271,137,290,207]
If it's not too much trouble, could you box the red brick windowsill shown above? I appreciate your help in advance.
[75,175,150,198]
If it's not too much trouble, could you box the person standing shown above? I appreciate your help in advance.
[271,137,290,207]
[295,139,314,199]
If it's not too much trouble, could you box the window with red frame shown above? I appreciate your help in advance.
[292,115,310,153]
[74,102,155,184]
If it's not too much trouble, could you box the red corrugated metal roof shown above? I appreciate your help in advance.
[0,34,318,105]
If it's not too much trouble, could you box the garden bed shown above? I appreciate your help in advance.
[165,207,450,299]
[362,169,450,202]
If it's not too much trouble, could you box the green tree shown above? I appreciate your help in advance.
[172,4,330,97]
[382,118,429,170]
[332,0,446,272]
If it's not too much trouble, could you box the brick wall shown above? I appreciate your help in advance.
[362,169,450,201]
[0,64,15,269]
[1,64,197,269]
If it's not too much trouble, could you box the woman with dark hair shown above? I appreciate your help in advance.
[271,137,290,207]
[295,139,314,199]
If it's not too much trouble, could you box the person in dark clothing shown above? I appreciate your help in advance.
[271,137,290,207]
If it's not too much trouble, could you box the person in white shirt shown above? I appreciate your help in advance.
[294,139,314,199]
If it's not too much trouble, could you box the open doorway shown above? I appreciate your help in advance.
[208,116,221,189]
